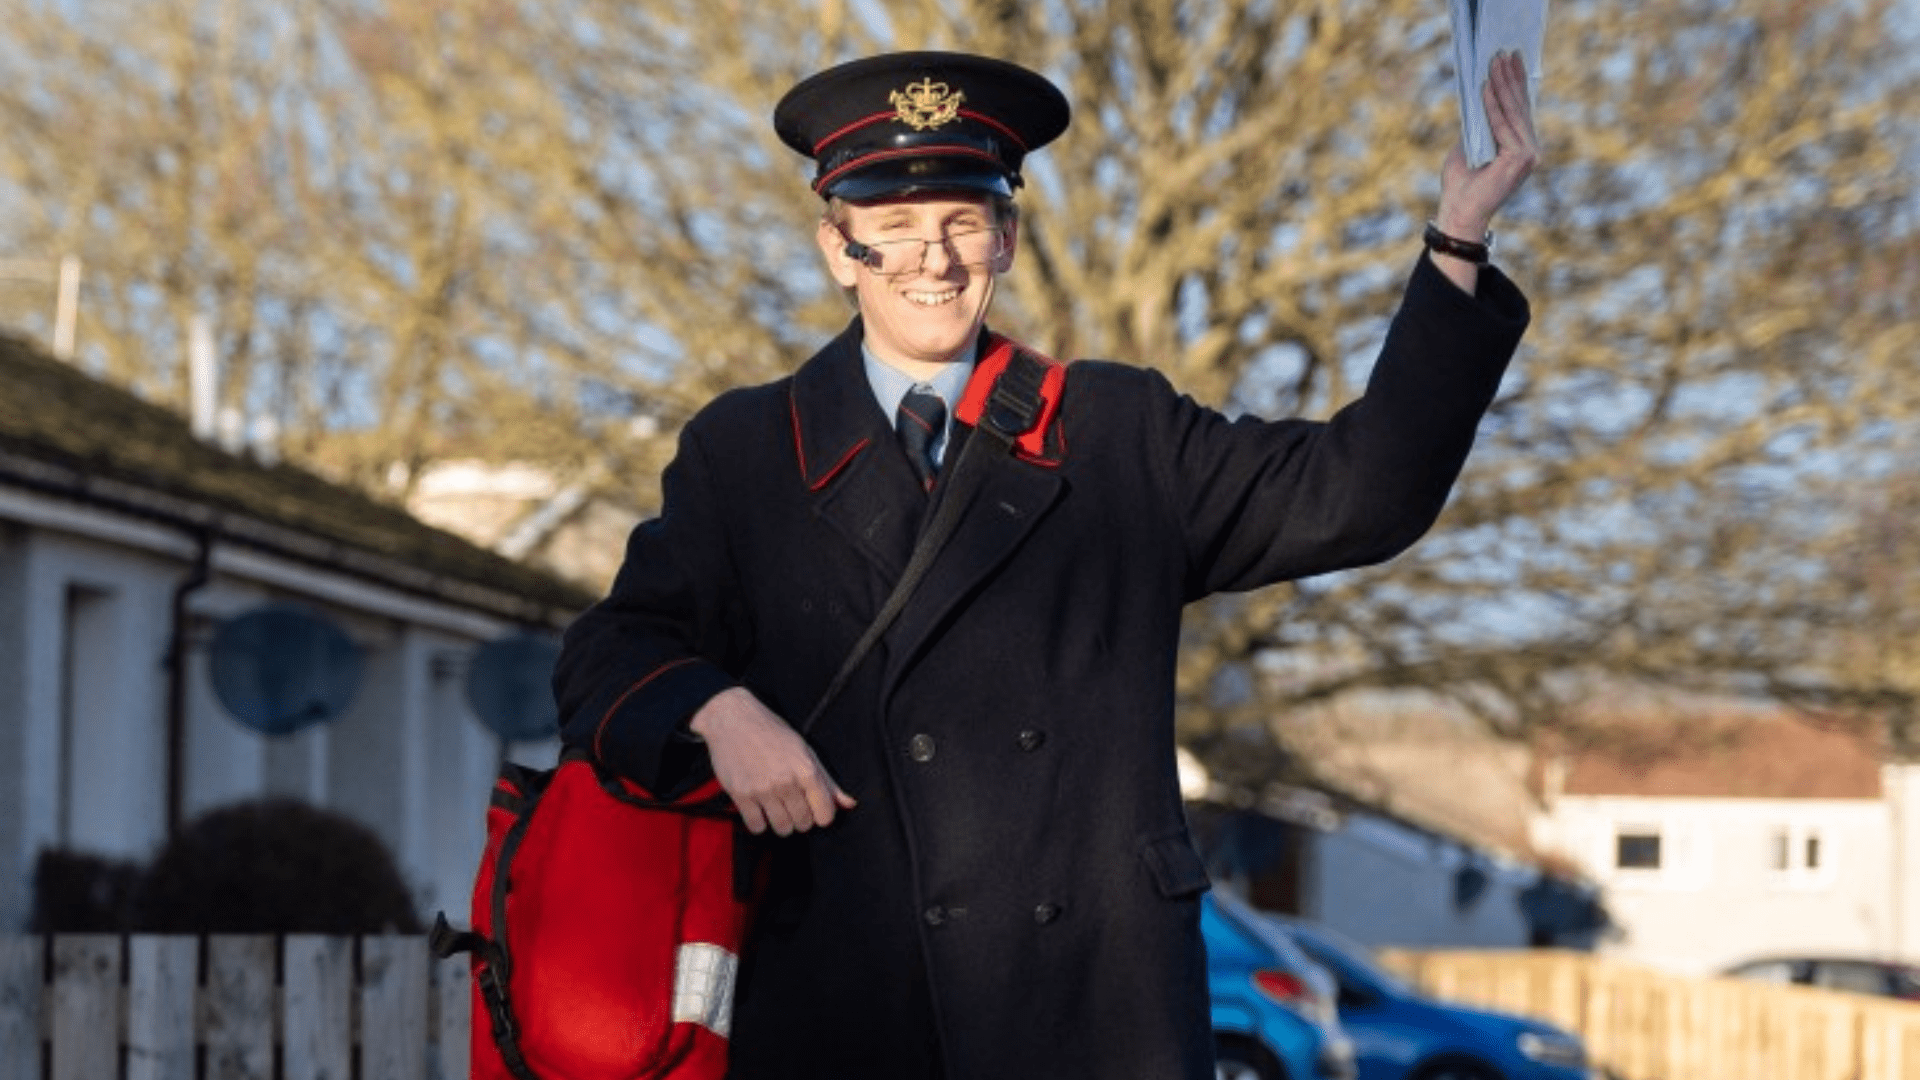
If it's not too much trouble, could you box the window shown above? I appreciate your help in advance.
[1616,830,1662,869]
[1767,823,1833,888]
[59,583,119,847]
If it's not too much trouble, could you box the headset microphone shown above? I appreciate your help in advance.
[843,240,882,270]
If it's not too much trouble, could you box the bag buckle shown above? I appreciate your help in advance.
[476,961,520,1044]
[983,352,1046,442]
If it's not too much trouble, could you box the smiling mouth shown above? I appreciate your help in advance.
[904,287,961,307]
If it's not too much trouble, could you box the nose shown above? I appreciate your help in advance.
[919,234,957,275]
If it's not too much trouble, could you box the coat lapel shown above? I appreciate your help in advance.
[789,319,925,579]
[791,322,1070,684]
[878,425,1066,695]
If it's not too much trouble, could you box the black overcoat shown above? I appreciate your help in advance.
[554,254,1529,1080]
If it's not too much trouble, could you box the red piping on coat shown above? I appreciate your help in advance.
[790,390,870,491]
[592,656,702,763]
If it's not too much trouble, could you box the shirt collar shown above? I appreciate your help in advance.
[861,341,977,421]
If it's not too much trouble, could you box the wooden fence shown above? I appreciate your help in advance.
[13,934,1920,1079]
[0,935,469,1080]
[1384,949,1920,1080]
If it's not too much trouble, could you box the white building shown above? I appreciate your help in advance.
[1530,714,1920,975]
[0,332,587,929]
[1183,750,1604,952]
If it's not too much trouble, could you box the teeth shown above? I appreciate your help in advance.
[906,289,960,306]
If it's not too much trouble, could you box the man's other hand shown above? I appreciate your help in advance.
[689,687,857,835]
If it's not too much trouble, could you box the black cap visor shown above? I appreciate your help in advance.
[823,157,1016,202]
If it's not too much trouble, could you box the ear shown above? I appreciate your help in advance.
[991,216,1019,274]
[817,218,861,290]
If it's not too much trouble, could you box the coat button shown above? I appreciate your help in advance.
[1034,903,1062,925]
[908,734,936,763]
[1016,729,1047,752]
[923,905,947,927]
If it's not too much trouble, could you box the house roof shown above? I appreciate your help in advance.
[1557,713,1884,800]
[1272,695,1544,861]
[0,333,593,624]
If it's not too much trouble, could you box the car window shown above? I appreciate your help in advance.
[1895,968,1920,999]
[1281,921,1411,997]
[1728,960,1798,985]
[1813,962,1890,996]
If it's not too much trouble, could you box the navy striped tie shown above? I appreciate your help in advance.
[895,387,946,492]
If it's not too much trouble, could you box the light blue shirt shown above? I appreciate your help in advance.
[861,343,976,466]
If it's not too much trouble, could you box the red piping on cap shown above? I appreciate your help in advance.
[813,145,1006,194]
[813,109,1029,156]
[813,111,896,154]
[957,109,1028,150]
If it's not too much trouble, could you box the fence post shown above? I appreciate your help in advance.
[362,935,429,1080]
[50,935,119,1080]
[434,954,470,1080]
[204,936,275,1080]
[284,936,352,1080]
[127,935,197,1080]
[0,937,41,1080]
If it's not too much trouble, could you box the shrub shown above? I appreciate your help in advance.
[132,798,422,934]
[31,848,143,932]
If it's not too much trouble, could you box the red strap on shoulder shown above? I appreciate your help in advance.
[955,334,1067,460]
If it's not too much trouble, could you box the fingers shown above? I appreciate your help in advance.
[1484,52,1539,166]
[693,689,856,836]
[744,773,848,836]
[733,764,847,836]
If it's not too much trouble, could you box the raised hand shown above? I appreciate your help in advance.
[1436,49,1541,241]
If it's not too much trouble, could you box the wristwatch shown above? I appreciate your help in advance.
[1423,221,1493,265]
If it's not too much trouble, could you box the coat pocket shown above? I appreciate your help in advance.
[1138,828,1212,899]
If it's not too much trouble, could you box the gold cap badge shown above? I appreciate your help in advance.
[890,78,965,131]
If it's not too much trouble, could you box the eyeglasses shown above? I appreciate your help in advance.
[836,224,1008,279]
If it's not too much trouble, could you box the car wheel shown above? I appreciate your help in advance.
[1215,1034,1288,1080]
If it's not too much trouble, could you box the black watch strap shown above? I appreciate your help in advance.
[1424,221,1492,265]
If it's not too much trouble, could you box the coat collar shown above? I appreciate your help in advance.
[788,319,1066,493]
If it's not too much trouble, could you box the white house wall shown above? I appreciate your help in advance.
[1889,765,1920,959]
[0,524,31,928]
[9,530,178,868]
[0,488,556,931]
[1536,795,1894,975]
[1306,811,1536,949]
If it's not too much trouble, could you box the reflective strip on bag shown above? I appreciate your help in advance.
[670,941,739,1038]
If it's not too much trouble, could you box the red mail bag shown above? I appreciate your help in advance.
[431,754,750,1080]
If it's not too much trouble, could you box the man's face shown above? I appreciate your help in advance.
[816,194,1016,371]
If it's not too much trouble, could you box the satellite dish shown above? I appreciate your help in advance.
[208,605,363,736]
[466,634,562,742]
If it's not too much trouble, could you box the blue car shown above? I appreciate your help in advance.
[1270,917,1596,1080]
[1204,892,1358,1080]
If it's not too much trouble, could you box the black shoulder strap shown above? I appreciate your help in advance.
[798,350,1051,735]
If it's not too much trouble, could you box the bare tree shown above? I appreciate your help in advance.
[2,0,1915,783]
